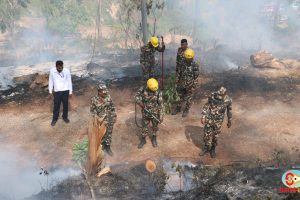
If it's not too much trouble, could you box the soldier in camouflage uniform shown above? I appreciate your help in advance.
[90,83,117,156]
[172,48,200,117]
[140,36,165,80]
[175,39,188,82]
[200,87,232,158]
[135,78,164,149]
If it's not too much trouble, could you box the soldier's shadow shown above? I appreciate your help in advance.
[125,116,140,138]
[184,125,204,149]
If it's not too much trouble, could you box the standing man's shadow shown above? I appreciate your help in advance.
[184,125,204,149]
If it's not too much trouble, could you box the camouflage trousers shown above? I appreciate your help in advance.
[175,85,193,111]
[203,121,223,147]
[102,120,115,146]
[142,65,155,80]
[140,113,159,138]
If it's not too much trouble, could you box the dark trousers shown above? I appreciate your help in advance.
[52,90,69,121]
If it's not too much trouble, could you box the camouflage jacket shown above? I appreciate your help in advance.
[135,86,164,118]
[90,95,117,122]
[176,47,186,80]
[177,60,200,88]
[140,44,165,67]
[202,93,232,124]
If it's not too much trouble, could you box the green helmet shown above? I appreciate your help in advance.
[215,86,227,100]
[97,82,108,93]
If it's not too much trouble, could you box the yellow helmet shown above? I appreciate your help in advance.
[147,78,159,92]
[184,48,195,59]
[150,36,159,48]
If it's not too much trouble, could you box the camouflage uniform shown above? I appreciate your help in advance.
[90,91,117,146]
[175,47,186,81]
[201,88,232,152]
[175,59,200,113]
[140,43,165,80]
[135,86,164,147]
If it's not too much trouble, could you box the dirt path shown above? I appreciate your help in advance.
[1,83,299,171]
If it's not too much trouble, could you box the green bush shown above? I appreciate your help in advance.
[163,75,180,114]
[72,138,88,163]
[42,0,91,34]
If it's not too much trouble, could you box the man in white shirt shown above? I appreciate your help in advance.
[49,60,73,126]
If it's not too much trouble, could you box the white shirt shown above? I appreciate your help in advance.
[48,67,73,94]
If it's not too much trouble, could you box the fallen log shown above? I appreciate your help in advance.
[250,51,286,69]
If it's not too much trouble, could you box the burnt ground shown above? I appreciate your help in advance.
[28,163,300,200]
[1,67,300,199]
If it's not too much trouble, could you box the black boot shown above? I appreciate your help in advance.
[199,145,210,156]
[210,145,216,158]
[138,137,146,149]
[171,106,181,115]
[182,109,189,117]
[151,136,158,147]
[51,120,57,126]
[102,144,114,156]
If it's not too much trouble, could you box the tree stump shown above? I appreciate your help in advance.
[87,117,106,176]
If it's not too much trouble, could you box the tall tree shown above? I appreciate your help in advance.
[150,0,165,36]
[192,0,200,37]
[96,0,102,42]
[42,0,90,34]
[0,0,29,34]
[116,0,138,48]
[141,0,148,45]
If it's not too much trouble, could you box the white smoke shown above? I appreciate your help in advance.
[0,147,80,200]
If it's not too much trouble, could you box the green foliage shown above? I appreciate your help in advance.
[72,138,88,163]
[0,0,29,33]
[42,0,90,34]
[163,75,180,114]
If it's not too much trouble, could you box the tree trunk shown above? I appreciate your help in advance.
[192,0,200,37]
[273,0,281,29]
[96,0,102,48]
[87,118,106,175]
[141,0,148,45]
[153,17,157,36]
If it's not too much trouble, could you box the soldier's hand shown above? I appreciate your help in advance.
[227,121,232,128]
[159,116,164,123]
[93,116,105,126]
[191,86,196,92]
[103,120,108,126]
[92,115,98,126]
[98,116,105,124]
[201,117,206,125]
[141,65,146,72]
[194,79,198,85]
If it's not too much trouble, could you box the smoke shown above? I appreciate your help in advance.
[180,0,300,52]
[223,56,239,70]
[0,147,80,200]
[162,160,196,192]
[0,17,89,68]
